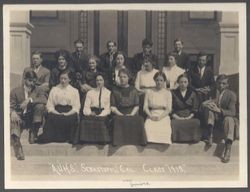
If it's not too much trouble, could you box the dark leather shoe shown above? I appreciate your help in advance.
[29,131,37,144]
[205,136,213,147]
[13,139,25,160]
[16,145,25,160]
[221,144,231,163]
[208,136,213,146]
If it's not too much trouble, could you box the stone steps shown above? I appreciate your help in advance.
[10,130,239,183]
[15,129,239,157]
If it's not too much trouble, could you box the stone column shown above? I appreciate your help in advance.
[10,11,34,88]
[218,12,239,75]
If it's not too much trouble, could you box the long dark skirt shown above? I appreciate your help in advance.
[39,105,78,143]
[171,118,201,143]
[112,115,147,146]
[79,116,110,143]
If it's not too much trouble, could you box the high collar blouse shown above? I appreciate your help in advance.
[135,68,158,92]
[162,65,185,90]
[46,84,80,114]
[83,87,111,116]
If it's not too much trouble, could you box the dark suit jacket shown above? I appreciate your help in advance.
[214,89,239,139]
[99,52,117,75]
[175,51,190,71]
[214,89,237,117]
[189,65,215,91]
[71,51,89,73]
[23,66,50,92]
[10,86,47,116]
[132,52,158,75]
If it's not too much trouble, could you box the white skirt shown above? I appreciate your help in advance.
[145,110,172,144]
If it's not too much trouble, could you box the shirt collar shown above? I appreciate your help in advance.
[33,65,41,71]
[180,89,187,94]
[24,84,31,93]
[58,84,70,90]
[198,65,206,71]
[115,65,125,71]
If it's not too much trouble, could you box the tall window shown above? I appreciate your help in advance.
[79,11,88,53]
[157,11,167,64]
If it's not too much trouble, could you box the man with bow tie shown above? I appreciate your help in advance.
[10,70,47,160]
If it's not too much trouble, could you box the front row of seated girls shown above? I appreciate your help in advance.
[38,68,201,146]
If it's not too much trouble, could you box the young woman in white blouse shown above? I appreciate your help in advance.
[135,58,159,116]
[144,71,172,144]
[79,73,111,144]
[135,58,159,94]
[39,70,80,144]
[162,52,185,90]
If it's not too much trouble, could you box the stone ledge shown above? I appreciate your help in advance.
[11,156,239,181]
[15,129,239,157]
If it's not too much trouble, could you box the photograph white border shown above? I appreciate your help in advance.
[3,3,247,189]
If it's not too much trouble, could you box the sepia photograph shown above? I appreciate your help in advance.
[3,3,247,189]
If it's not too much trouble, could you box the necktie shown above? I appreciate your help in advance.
[98,88,102,110]
[199,68,202,79]
[110,54,113,68]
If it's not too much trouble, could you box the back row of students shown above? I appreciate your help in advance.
[10,38,238,164]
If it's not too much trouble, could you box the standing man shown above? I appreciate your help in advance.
[23,51,50,93]
[99,40,117,76]
[189,51,215,103]
[10,71,47,160]
[173,38,190,71]
[71,39,89,73]
[132,38,158,76]
[202,74,238,163]
[71,39,89,88]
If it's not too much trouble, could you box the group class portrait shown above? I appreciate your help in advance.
[5,6,245,188]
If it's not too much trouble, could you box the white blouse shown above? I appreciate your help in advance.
[135,68,158,92]
[162,65,185,90]
[144,88,172,114]
[46,84,81,114]
[83,87,111,116]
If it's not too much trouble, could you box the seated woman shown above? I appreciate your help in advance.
[135,58,158,116]
[49,49,75,89]
[171,73,201,143]
[79,56,100,93]
[135,58,158,94]
[144,71,172,144]
[79,74,111,144]
[162,52,185,90]
[111,68,147,146]
[39,70,80,143]
[109,51,131,88]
